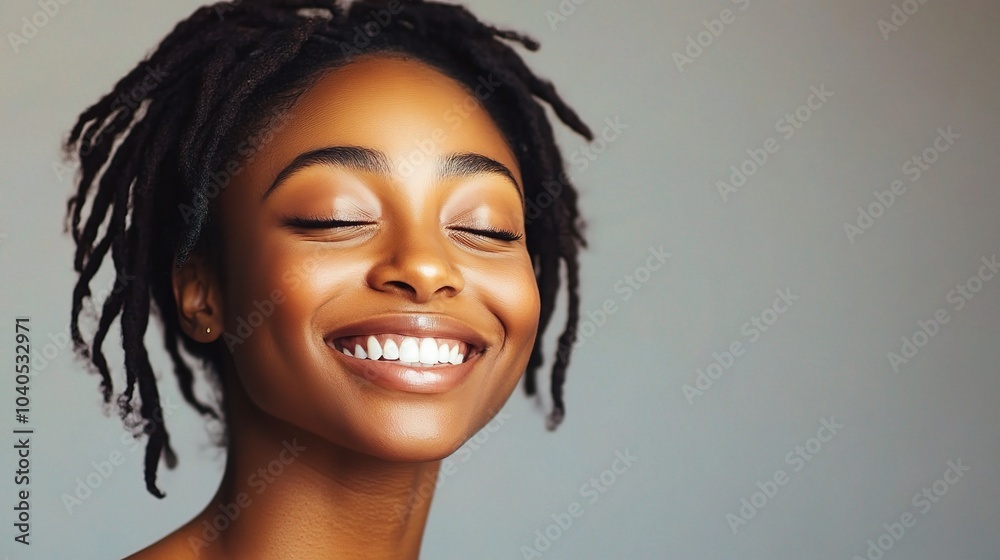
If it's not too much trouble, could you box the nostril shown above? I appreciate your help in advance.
[366,256,464,302]
[377,280,459,300]
[384,280,415,294]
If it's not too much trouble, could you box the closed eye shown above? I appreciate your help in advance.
[284,218,375,230]
[450,226,523,242]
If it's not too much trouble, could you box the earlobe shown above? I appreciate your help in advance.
[171,252,223,342]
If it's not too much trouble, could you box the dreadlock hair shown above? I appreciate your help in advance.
[64,0,593,498]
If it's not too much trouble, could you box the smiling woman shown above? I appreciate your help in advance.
[62,0,591,558]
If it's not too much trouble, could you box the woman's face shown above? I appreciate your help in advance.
[214,55,540,460]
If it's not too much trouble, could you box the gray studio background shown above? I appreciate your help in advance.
[2,0,999,558]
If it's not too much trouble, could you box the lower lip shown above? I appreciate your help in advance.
[327,343,480,394]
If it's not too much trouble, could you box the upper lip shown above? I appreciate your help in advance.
[324,313,490,354]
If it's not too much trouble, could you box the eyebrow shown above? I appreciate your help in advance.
[438,152,522,203]
[262,146,391,201]
[261,145,522,203]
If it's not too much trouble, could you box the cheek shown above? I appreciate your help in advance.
[223,235,312,337]
[474,253,541,350]
[262,247,369,350]
[465,256,539,431]
[221,239,341,405]
[225,235,374,351]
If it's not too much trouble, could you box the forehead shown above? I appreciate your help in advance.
[252,54,520,184]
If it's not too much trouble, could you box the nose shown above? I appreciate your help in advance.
[366,227,465,303]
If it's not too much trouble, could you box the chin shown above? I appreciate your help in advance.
[330,396,503,463]
[231,322,526,464]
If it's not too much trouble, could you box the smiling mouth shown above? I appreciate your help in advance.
[327,334,477,366]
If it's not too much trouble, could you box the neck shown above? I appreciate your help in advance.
[184,378,439,560]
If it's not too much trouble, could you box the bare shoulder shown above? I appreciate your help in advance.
[123,520,208,560]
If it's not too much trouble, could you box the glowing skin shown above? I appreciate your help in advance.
[129,55,540,559]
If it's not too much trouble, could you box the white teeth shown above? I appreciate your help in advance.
[382,339,399,360]
[399,337,420,363]
[337,336,469,365]
[366,335,382,360]
[419,338,438,365]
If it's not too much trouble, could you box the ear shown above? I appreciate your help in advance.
[171,251,224,343]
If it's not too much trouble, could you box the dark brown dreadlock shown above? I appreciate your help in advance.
[64,0,592,498]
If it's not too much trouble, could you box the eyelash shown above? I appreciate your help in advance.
[286,218,372,230]
[451,226,523,242]
[286,218,522,242]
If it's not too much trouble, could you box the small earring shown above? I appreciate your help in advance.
[205,327,212,334]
